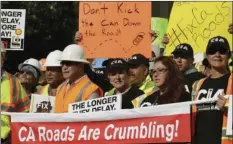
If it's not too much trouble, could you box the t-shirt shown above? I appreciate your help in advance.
[112,87,144,109]
[184,71,205,94]
[194,73,230,144]
[140,90,190,107]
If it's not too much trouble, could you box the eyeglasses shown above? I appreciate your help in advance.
[152,68,168,75]
[207,48,229,55]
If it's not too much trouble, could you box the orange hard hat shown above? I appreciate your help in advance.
[39,58,46,71]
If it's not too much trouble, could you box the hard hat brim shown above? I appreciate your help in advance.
[18,63,42,75]
[44,64,61,67]
[60,59,90,64]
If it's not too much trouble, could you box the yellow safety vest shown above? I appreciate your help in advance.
[131,89,157,108]
[139,75,155,93]
[39,84,50,96]
[1,72,30,139]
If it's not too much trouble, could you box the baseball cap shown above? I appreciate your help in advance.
[95,68,105,76]
[106,58,128,73]
[20,65,40,79]
[102,58,114,67]
[127,54,149,67]
[172,43,194,58]
[206,36,231,57]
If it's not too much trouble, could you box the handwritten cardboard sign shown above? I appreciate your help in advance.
[30,94,55,113]
[1,9,26,50]
[79,2,151,58]
[165,2,232,56]
[68,95,121,113]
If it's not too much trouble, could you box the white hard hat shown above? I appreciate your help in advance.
[44,50,62,67]
[1,41,6,53]
[18,58,41,72]
[61,44,90,64]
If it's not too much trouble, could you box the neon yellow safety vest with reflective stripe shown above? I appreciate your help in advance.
[139,75,155,93]
[1,72,30,139]
[39,84,50,96]
[131,89,157,108]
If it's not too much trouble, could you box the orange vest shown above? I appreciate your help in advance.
[55,76,103,113]
[192,73,232,144]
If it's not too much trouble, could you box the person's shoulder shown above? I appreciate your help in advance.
[129,86,145,95]
[188,71,206,78]
[140,90,159,107]
[143,90,159,102]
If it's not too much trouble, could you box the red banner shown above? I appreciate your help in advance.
[11,114,190,143]
[4,101,198,143]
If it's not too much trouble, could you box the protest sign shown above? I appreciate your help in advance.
[30,94,55,113]
[68,95,121,113]
[1,9,26,50]
[79,2,151,58]
[165,2,232,56]
[227,96,233,135]
[6,101,192,143]
[151,17,168,47]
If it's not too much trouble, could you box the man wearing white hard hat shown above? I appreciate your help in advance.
[18,58,41,96]
[38,50,64,96]
[55,44,103,113]
[1,41,30,143]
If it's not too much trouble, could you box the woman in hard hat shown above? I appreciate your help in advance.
[55,44,103,113]
[18,58,42,96]
[39,50,65,96]
[105,58,144,109]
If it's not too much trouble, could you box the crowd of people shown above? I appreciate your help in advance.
[1,23,233,143]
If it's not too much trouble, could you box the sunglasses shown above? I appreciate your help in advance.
[61,61,80,66]
[173,54,190,59]
[207,47,229,55]
[128,64,140,69]
[152,68,168,75]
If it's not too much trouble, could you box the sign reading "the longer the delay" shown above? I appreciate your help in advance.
[68,95,122,113]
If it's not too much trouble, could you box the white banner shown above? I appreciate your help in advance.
[1,9,26,50]
[30,94,55,113]
[68,95,122,113]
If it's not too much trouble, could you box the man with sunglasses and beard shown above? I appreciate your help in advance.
[172,43,205,97]
[192,36,232,144]
[105,59,144,109]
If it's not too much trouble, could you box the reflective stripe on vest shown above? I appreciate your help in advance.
[132,90,156,108]
[75,81,92,102]
[55,76,101,113]
[1,73,17,111]
[139,75,155,93]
